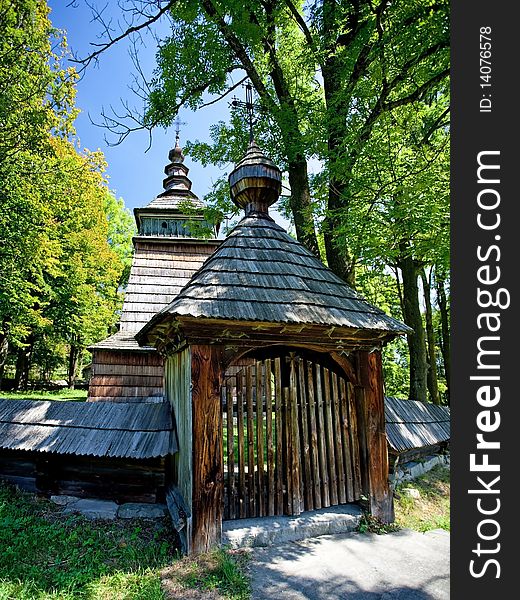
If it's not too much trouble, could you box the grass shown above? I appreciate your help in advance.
[0,482,178,599]
[0,483,251,600]
[160,548,250,600]
[393,464,450,532]
[0,389,87,402]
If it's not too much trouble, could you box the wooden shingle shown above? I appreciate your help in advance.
[140,216,410,337]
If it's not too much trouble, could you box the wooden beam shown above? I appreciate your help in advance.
[190,345,224,554]
[356,350,394,523]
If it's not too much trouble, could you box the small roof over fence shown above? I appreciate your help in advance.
[145,217,410,331]
[0,400,177,459]
[138,141,409,350]
[384,396,450,453]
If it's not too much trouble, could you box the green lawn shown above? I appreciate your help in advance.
[0,483,177,599]
[394,464,450,532]
[0,389,88,402]
[0,483,250,600]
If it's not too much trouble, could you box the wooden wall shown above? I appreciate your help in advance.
[120,240,219,333]
[164,348,193,548]
[88,350,164,402]
[0,449,167,504]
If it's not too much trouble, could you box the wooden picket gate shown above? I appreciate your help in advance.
[221,354,362,520]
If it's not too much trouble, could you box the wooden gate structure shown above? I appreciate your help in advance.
[221,354,362,520]
[137,140,410,554]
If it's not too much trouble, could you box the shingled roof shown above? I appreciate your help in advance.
[139,215,409,335]
[385,396,450,453]
[0,400,177,459]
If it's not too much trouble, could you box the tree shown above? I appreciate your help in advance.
[80,0,450,399]
[340,97,449,402]
[83,0,448,285]
[41,141,126,388]
[0,1,134,388]
[103,191,136,288]
[0,0,76,381]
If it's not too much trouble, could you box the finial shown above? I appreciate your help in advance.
[174,115,186,141]
[169,116,187,163]
[231,82,260,143]
[228,140,282,217]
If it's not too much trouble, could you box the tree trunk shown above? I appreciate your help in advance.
[321,1,358,286]
[68,343,80,389]
[436,274,451,404]
[0,333,8,389]
[287,159,320,257]
[398,250,427,403]
[420,268,440,405]
[14,334,34,391]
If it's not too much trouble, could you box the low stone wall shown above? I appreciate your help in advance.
[391,454,450,486]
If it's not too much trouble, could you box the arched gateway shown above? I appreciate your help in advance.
[137,141,410,554]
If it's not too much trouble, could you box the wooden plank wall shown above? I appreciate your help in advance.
[120,241,218,332]
[165,348,193,547]
[89,350,164,402]
[222,356,362,521]
[0,450,167,503]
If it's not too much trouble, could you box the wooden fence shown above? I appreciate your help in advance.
[221,355,362,520]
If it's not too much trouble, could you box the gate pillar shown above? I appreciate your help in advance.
[190,345,225,554]
[356,350,394,523]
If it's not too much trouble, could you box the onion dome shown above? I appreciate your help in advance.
[168,134,185,164]
[229,140,282,216]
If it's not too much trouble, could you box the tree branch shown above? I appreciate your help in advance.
[383,68,450,112]
[73,0,177,71]
[201,0,277,113]
[283,0,321,68]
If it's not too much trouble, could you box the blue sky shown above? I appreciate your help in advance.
[47,2,242,216]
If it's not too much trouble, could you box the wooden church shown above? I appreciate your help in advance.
[135,140,410,553]
[88,135,220,403]
[0,132,410,556]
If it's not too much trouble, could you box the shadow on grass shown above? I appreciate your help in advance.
[0,483,180,599]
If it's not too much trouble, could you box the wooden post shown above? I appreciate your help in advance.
[356,350,394,523]
[190,345,224,554]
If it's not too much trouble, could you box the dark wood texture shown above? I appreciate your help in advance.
[306,361,322,509]
[190,345,224,554]
[265,359,275,516]
[246,367,256,517]
[298,359,313,511]
[323,367,338,505]
[221,354,362,521]
[331,372,346,504]
[236,371,246,518]
[226,383,235,520]
[88,349,164,403]
[274,357,284,514]
[255,361,265,515]
[357,350,394,523]
[0,449,166,504]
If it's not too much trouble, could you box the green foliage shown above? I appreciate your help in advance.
[0,483,177,599]
[0,0,77,351]
[0,1,135,385]
[357,513,400,535]
[94,0,450,398]
[103,192,136,288]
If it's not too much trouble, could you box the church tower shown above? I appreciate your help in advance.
[87,135,220,402]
